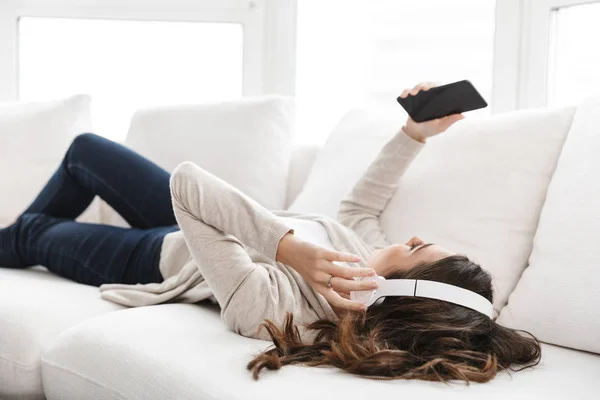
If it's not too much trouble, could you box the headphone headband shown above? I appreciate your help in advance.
[351,278,494,318]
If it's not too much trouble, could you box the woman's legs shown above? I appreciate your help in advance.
[0,212,177,286]
[0,133,179,285]
[22,132,176,228]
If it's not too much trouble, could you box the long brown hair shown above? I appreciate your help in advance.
[247,255,541,383]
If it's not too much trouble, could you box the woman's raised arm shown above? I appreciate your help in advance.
[338,82,463,248]
[337,130,424,248]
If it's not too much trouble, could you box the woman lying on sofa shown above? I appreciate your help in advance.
[0,83,540,382]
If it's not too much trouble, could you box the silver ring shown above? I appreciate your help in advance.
[327,275,334,288]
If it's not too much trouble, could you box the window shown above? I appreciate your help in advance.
[548,2,600,107]
[295,0,496,145]
[19,18,243,141]
[519,0,600,108]
[1,0,295,138]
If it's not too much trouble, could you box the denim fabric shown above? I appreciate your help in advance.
[0,133,179,286]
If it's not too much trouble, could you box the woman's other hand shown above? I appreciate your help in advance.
[399,82,464,143]
[276,233,377,312]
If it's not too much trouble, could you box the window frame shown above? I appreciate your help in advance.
[3,0,595,117]
[521,0,600,108]
[495,0,600,111]
[0,0,297,102]
[492,0,524,113]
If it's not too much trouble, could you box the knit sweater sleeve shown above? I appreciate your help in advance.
[337,129,424,249]
[170,162,294,338]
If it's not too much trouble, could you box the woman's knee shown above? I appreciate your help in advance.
[66,133,104,162]
[14,212,44,225]
[13,213,56,234]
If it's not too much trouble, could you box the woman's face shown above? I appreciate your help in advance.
[367,236,455,277]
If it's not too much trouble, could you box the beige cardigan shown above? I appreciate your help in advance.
[99,130,424,340]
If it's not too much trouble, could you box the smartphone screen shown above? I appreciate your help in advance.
[397,80,487,123]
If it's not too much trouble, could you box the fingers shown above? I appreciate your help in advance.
[324,250,361,263]
[339,292,351,300]
[410,82,435,95]
[448,113,465,123]
[437,113,465,128]
[329,276,378,293]
[322,290,367,312]
[400,82,437,98]
[327,262,376,279]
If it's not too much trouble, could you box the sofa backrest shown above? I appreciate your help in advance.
[96,96,296,227]
[285,144,320,208]
[288,106,577,316]
[124,96,295,211]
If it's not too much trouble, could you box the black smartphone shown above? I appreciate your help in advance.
[396,80,487,122]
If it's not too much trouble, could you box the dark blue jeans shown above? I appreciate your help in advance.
[0,133,179,286]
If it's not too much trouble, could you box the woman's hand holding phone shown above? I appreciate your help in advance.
[399,82,464,143]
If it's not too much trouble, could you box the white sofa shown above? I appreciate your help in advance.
[1,96,599,399]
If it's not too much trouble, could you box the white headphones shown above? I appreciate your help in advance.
[350,276,494,318]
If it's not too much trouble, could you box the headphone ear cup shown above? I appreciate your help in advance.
[372,275,385,306]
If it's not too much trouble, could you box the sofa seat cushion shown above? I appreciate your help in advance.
[42,303,600,400]
[0,267,124,400]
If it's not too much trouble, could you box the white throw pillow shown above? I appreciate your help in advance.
[125,96,295,211]
[497,97,600,353]
[291,107,575,316]
[0,95,92,226]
